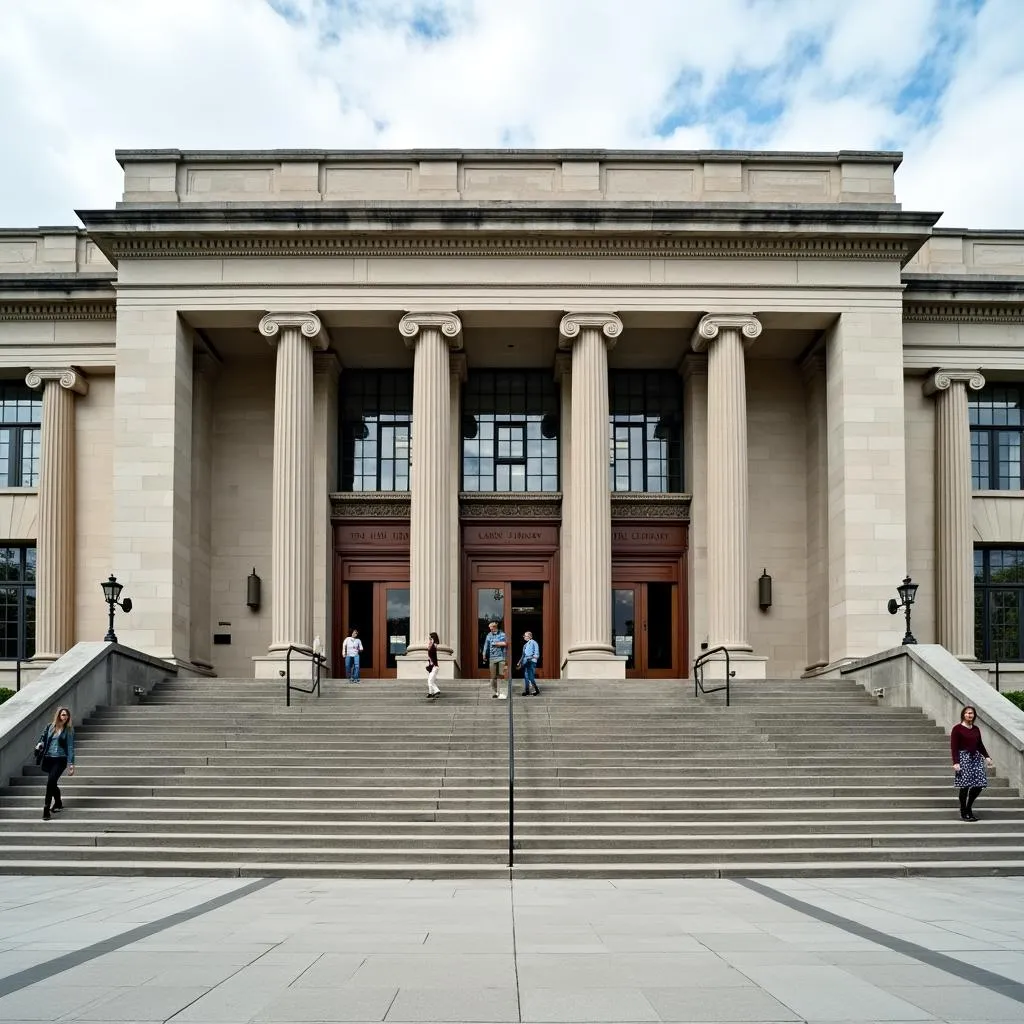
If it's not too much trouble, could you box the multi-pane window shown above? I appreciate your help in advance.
[338,372,412,491]
[0,545,35,660]
[462,371,558,492]
[970,385,1023,490]
[0,385,42,488]
[974,547,1024,661]
[609,371,683,493]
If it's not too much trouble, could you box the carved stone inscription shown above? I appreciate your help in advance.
[335,523,410,553]
[612,523,687,553]
[463,524,558,550]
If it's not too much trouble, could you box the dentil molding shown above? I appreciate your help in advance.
[923,369,986,397]
[103,235,921,261]
[904,303,1024,324]
[25,367,89,396]
[691,313,763,352]
[0,301,115,321]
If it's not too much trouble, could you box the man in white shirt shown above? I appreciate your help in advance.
[342,629,363,682]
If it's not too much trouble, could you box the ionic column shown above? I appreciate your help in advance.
[925,369,985,658]
[26,368,88,661]
[449,352,467,669]
[399,312,462,673]
[691,314,762,655]
[558,313,623,679]
[555,353,573,668]
[258,312,326,659]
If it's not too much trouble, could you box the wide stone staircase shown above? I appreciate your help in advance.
[1,675,1024,876]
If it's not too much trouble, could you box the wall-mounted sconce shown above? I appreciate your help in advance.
[246,568,262,610]
[758,569,773,611]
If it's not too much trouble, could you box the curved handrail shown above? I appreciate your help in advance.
[693,645,735,707]
[282,645,326,707]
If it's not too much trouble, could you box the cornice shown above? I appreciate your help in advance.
[330,492,411,520]
[611,493,692,521]
[98,234,923,262]
[0,300,116,321]
[903,303,1024,324]
[459,492,562,520]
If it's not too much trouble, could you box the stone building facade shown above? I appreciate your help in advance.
[0,149,1022,683]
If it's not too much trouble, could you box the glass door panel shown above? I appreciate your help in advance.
[646,582,675,673]
[474,583,506,676]
[384,586,410,671]
[612,587,637,671]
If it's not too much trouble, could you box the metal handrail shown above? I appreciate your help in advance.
[282,645,326,707]
[693,645,735,707]
[507,668,515,868]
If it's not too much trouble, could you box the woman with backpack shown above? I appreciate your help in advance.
[35,706,75,821]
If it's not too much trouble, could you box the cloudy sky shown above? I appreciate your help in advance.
[1,0,1021,228]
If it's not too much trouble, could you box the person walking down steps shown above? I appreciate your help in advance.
[35,707,75,821]
[342,629,363,683]
[517,631,541,696]
[425,632,441,699]
[482,621,507,699]
[951,705,994,822]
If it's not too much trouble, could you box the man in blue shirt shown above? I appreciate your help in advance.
[517,631,541,696]
[482,621,507,699]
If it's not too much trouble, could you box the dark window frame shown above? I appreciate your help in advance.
[974,546,1024,661]
[338,371,413,493]
[0,384,42,488]
[461,370,559,494]
[970,384,1024,491]
[608,370,683,493]
[0,544,35,661]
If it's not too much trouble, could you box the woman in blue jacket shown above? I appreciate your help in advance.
[35,707,75,820]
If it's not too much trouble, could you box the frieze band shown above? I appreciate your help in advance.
[330,493,411,521]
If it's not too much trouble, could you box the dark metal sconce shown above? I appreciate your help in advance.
[101,574,132,643]
[758,569,773,611]
[246,568,262,610]
[887,575,919,644]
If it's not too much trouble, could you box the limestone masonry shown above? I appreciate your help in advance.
[1,149,1022,684]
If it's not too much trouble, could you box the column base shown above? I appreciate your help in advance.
[253,650,317,680]
[563,651,627,680]
[700,651,768,680]
[396,649,457,680]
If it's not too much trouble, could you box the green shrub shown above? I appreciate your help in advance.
[0,687,14,705]
[1003,690,1024,712]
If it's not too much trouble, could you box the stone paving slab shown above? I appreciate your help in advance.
[0,876,1022,1022]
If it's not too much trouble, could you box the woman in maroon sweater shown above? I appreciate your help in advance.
[951,706,994,821]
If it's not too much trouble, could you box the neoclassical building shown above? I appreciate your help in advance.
[1,148,1022,683]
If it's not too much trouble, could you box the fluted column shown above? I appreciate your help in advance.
[449,352,467,670]
[691,314,762,657]
[925,369,984,658]
[555,354,573,669]
[558,313,624,679]
[258,312,326,663]
[26,368,88,661]
[399,312,462,675]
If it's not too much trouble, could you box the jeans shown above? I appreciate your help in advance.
[345,654,361,681]
[522,660,537,690]
[42,756,67,811]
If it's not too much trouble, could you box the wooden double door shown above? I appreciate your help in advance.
[340,578,410,678]
[612,578,681,678]
[469,580,549,678]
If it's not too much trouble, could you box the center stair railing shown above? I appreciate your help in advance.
[693,645,735,706]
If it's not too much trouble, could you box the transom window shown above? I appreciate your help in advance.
[339,372,412,492]
[975,547,1024,661]
[0,384,42,488]
[970,385,1023,490]
[0,545,35,660]
[609,371,683,493]
[462,371,559,493]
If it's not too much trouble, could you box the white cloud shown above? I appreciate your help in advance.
[0,0,1020,226]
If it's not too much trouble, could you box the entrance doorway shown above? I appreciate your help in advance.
[342,581,410,677]
[471,580,546,677]
[612,582,679,677]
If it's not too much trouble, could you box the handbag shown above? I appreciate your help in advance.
[34,727,49,767]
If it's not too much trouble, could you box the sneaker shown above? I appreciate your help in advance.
[51,805,62,814]
[531,688,541,695]
[966,813,979,822]
[492,693,499,699]
[42,809,51,821]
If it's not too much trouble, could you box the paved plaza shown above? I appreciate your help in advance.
[1,876,1024,1023]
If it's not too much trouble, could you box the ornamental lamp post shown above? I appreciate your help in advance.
[887,575,919,645]
[101,575,133,643]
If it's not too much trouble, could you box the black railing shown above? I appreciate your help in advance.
[282,646,326,707]
[507,669,515,868]
[693,645,735,707]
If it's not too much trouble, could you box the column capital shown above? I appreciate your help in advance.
[25,367,88,396]
[258,312,327,350]
[691,313,762,353]
[924,368,985,397]
[399,312,463,350]
[558,313,622,351]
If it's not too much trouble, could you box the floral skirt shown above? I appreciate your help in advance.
[954,750,988,789]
